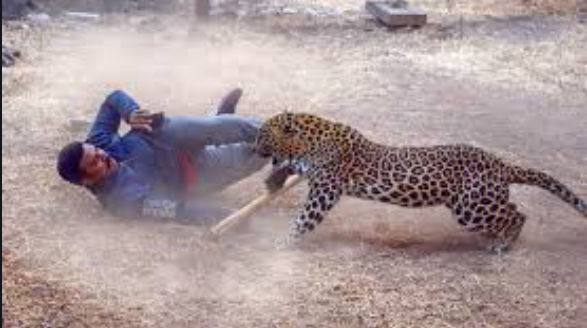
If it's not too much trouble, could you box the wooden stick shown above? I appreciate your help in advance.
[209,175,304,237]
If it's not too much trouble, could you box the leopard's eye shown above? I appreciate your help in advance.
[282,124,295,135]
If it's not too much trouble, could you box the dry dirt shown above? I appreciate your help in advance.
[3,1,587,327]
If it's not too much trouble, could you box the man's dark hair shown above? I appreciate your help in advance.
[57,141,84,185]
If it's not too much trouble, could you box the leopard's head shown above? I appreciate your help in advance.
[255,112,343,162]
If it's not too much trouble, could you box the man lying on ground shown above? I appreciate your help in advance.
[57,89,289,221]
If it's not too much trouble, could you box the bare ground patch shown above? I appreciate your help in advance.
[3,3,587,327]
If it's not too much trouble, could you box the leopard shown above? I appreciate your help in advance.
[255,112,586,253]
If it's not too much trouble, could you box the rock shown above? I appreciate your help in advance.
[2,53,15,67]
[2,46,21,67]
[366,1,427,28]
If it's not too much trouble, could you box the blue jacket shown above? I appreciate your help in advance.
[86,90,190,219]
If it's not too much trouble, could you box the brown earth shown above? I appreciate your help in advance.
[3,1,587,327]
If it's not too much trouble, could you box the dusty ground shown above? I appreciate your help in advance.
[3,0,587,327]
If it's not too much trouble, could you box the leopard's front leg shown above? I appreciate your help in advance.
[275,178,342,249]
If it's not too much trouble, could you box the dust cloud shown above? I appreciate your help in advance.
[2,16,361,325]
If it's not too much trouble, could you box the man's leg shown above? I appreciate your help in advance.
[159,115,262,152]
[189,143,269,196]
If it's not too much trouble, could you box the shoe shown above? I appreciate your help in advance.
[2,53,15,67]
[215,88,243,115]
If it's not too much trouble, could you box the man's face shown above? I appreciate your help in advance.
[79,144,118,186]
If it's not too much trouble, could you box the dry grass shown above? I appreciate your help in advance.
[2,249,143,328]
[261,0,587,15]
[441,0,586,15]
[3,1,587,327]
[518,0,587,14]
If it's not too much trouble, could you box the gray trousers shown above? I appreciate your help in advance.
[160,114,269,197]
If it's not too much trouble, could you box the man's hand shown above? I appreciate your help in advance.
[127,109,165,132]
[127,109,154,131]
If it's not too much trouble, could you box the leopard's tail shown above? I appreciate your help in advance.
[508,165,586,217]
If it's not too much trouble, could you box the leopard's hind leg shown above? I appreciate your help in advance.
[482,203,527,254]
[449,179,526,253]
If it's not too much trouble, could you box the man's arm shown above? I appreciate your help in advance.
[86,90,140,149]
